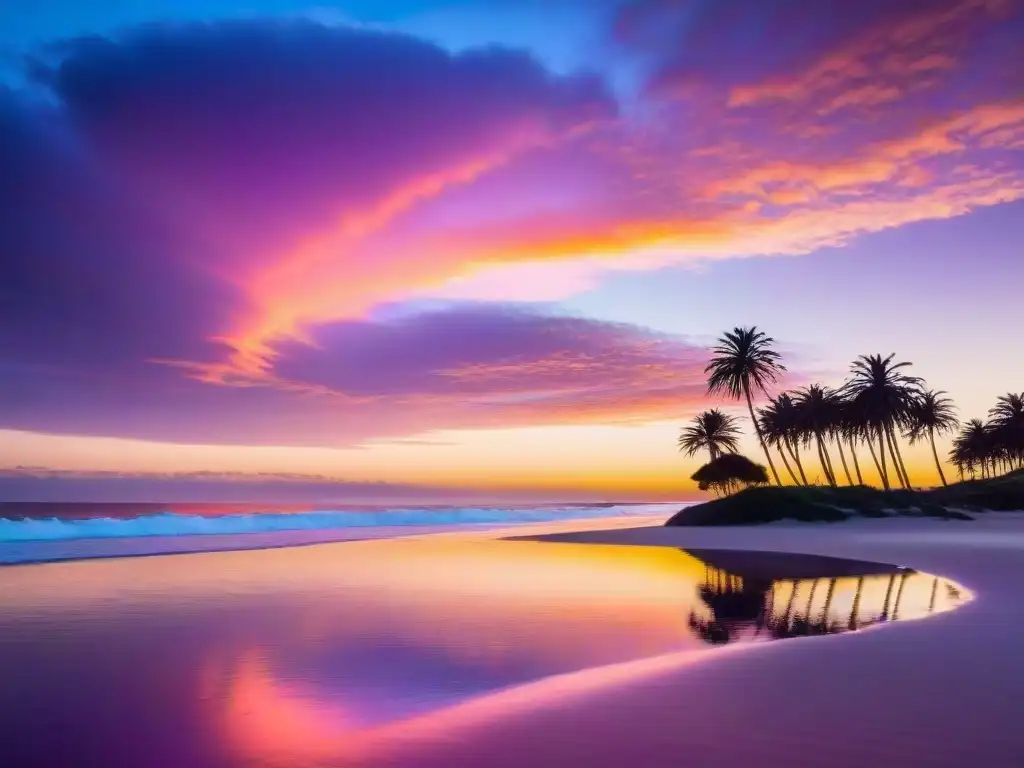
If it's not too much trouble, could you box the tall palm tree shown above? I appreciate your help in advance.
[705,327,786,486]
[906,390,959,487]
[778,392,810,484]
[678,409,742,463]
[758,396,804,485]
[988,392,1024,470]
[793,384,839,487]
[842,354,922,491]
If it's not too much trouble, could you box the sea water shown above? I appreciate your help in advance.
[0,502,675,563]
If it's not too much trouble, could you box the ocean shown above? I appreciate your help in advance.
[0,501,678,564]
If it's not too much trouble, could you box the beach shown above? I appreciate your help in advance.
[503,514,1024,767]
[1,510,1021,766]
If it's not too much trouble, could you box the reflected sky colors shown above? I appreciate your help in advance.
[1,0,1022,500]
[0,535,965,766]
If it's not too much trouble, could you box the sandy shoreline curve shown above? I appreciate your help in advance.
[392,513,1020,767]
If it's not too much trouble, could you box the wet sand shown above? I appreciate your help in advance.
[402,515,1020,767]
[2,513,1019,766]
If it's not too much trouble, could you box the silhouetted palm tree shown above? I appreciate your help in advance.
[906,390,959,487]
[950,418,990,479]
[758,396,804,485]
[843,354,922,491]
[793,384,839,487]
[678,408,742,463]
[826,395,856,486]
[836,396,865,485]
[705,327,786,486]
[988,392,1024,470]
[776,392,809,484]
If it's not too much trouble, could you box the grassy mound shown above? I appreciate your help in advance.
[931,469,1024,511]
[665,472,1024,526]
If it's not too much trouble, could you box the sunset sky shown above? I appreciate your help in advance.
[1,0,1022,501]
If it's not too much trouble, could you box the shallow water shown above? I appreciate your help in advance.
[0,502,675,563]
[0,536,965,767]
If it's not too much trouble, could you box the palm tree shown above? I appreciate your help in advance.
[835,396,865,485]
[988,393,1024,470]
[793,384,839,487]
[705,327,786,486]
[842,354,922,491]
[678,409,742,463]
[950,419,990,479]
[906,390,959,487]
[758,395,804,485]
[826,394,855,486]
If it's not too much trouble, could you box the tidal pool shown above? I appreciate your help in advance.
[0,538,966,767]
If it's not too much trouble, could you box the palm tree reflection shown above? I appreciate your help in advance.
[685,554,953,647]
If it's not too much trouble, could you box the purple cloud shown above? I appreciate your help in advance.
[0,304,716,445]
[30,20,615,266]
[0,87,240,372]
[616,0,1018,101]
[0,467,483,504]
[272,304,708,401]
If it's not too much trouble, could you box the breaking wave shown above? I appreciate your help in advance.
[0,504,671,543]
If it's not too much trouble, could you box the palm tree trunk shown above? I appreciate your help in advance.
[928,427,948,487]
[823,442,838,485]
[834,437,854,485]
[744,386,782,486]
[815,436,836,487]
[884,426,907,489]
[891,427,913,489]
[866,437,884,483]
[817,433,837,487]
[886,425,912,489]
[777,445,799,486]
[877,425,891,491]
[847,436,864,485]
[786,438,808,485]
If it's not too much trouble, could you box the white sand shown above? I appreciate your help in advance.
[368,514,1024,767]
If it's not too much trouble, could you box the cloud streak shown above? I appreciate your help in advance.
[0,303,719,445]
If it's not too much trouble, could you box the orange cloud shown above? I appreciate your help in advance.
[706,101,1024,205]
[223,148,529,375]
[406,99,1024,304]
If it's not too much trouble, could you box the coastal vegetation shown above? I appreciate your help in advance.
[666,471,1024,526]
[677,325,1023,523]
[689,454,768,496]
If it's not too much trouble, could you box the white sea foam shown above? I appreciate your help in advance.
[0,504,672,543]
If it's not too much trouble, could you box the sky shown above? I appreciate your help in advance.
[1,0,1022,502]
